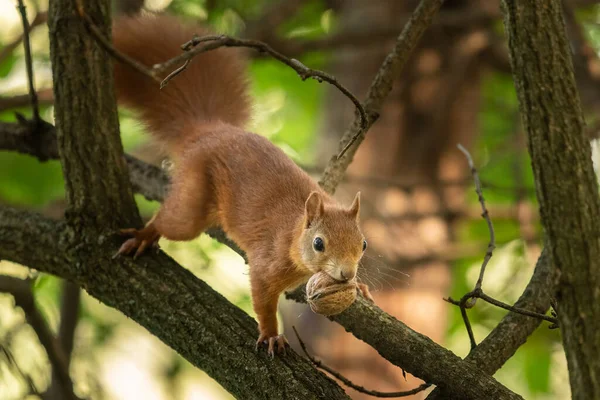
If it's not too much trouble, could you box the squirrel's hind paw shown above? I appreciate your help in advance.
[256,334,289,357]
[113,227,160,259]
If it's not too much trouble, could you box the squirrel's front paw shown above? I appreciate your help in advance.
[256,333,289,357]
[113,227,160,259]
[357,282,375,303]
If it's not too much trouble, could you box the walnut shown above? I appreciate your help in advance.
[306,271,357,316]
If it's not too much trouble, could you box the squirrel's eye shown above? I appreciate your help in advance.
[313,237,325,252]
[362,239,367,252]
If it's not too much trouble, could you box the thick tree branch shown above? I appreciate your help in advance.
[49,0,140,231]
[0,203,521,398]
[293,326,432,398]
[501,1,600,399]
[286,290,521,399]
[0,205,349,399]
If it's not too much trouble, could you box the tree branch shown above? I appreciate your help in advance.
[293,326,432,398]
[50,0,139,230]
[426,248,559,399]
[0,205,350,399]
[16,0,41,123]
[440,146,556,359]
[1,202,522,399]
[285,288,521,399]
[319,0,445,193]
[0,10,47,66]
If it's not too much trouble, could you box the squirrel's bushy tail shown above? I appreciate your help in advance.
[112,15,251,154]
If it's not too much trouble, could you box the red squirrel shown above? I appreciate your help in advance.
[112,14,372,355]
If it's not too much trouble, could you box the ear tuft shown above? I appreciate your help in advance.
[348,192,361,221]
[305,191,324,228]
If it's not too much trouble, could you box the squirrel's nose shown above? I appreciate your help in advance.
[340,270,356,282]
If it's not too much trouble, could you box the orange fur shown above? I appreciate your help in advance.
[113,14,367,355]
[112,15,250,155]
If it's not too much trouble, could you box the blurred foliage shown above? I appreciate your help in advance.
[0,0,591,399]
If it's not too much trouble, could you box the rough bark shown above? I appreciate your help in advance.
[327,299,522,399]
[285,291,522,400]
[502,1,600,399]
[0,192,524,399]
[49,0,138,231]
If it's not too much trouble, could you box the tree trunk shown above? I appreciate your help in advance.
[501,1,600,399]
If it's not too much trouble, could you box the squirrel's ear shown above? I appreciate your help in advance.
[348,192,361,222]
[305,191,324,228]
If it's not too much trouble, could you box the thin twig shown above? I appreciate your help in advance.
[458,143,495,294]
[292,326,432,398]
[16,0,40,123]
[159,59,190,89]
[319,0,445,194]
[72,1,366,130]
[444,296,478,349]
[445,288,559,348]
[443,144,547,350]
[157,34,367,130]
[459,298,477,350]
[478,292,558,325]
[0,11,47,66]
[74,0,161,84]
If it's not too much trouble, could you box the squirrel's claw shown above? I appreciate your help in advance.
[256,334,289,357]
[357,282,375,303]
[113,227,160,259]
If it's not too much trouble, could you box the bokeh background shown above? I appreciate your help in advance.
[2,0,599,398]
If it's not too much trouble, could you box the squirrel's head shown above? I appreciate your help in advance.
[297,191,366,282]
